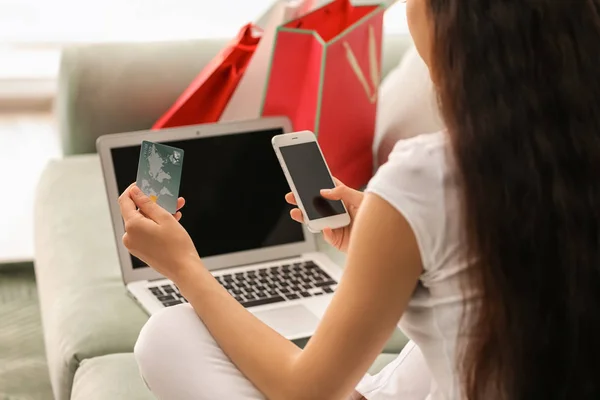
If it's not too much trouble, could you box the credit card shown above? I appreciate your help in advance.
[136,140,184,214]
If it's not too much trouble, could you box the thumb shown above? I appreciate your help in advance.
[321,184,362,206]
[130,186,168,223]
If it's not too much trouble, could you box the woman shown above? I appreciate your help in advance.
[118,0,600,398]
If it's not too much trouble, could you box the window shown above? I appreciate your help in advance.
[0,0,408,99]
[0,0,274,44]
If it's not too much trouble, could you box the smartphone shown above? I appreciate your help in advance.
[272,130,351,233]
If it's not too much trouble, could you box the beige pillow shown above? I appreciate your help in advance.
[373,46,444,169]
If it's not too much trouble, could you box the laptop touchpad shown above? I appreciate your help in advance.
[254,305,320,338]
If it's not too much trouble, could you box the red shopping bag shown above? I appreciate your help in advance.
[261,0,391,189]
[153,24,260,129]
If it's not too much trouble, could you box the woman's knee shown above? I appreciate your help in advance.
[134,304,212,392]
[134,304,266,400]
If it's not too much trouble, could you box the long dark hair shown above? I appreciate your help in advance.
[428,1,600,398]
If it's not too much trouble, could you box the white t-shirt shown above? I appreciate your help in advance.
[356,132,472,400]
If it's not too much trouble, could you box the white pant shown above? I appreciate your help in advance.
[135,304,430,400]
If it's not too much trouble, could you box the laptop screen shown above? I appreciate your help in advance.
[111,128,305,269]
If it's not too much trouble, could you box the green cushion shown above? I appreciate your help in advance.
[71,354,153,400]
[68,351,398,400]
[369,353,399,375]
[34,155,149,400]
[69,352,400,400]
[381,329,409,355]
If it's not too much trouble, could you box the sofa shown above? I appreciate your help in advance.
[34,34,414,400]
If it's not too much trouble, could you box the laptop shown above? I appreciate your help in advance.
[97,117,344,340]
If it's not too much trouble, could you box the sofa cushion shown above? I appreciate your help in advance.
[373,46,444,169]
[34,155,149,400]
[71,353,152,400]
[69,352,399,400]
[369,353,399,376]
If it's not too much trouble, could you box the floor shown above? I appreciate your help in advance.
[0,112,60,263]
[0,262,53,400]
[0,113,58,399]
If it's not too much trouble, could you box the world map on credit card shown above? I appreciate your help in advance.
[136,140,184,214]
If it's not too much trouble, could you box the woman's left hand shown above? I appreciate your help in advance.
[118,184,201,282]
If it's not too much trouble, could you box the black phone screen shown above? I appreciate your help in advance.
[279,142,346,220]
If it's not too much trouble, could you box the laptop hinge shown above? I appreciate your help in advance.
[146,255,307,281]
[212,255,306,272]
[225,254,302,271]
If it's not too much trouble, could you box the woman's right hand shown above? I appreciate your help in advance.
[285,178,364,253]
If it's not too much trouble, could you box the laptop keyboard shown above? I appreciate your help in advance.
[147,261,338,309]
[147,284,188,307]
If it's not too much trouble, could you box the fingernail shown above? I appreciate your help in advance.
[131,186,141,196]
[321,189,332,195]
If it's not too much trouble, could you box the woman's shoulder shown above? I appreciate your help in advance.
[388,131,448,164]
[371,131,454,194]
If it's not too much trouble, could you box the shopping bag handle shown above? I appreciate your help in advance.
[293,0,352,29]
[235,23,263,52]
[343,24,380,104]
